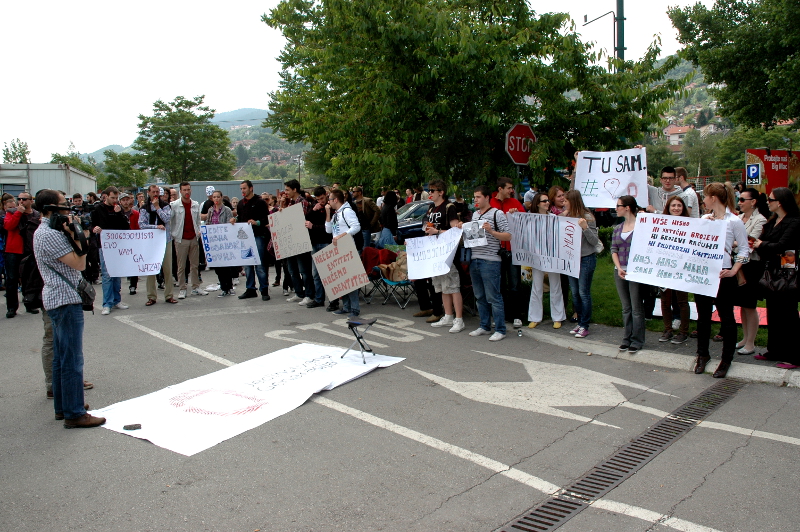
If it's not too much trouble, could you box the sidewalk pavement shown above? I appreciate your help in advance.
[520,320,800,388]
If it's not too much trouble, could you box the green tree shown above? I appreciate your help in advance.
[3,138,31,163]
[234,144,250,166]
[51,142,102,176]
[263,0,687,189]
[669,0,800,128]
[102,150,148,189]
[681,129,719,176]
[643,137,682,177]
[714,126,800,172]
[134,96,236,182]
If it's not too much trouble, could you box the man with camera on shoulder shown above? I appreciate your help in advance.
[34,189,105,429]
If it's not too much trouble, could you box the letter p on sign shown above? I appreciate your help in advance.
[746,163,761,185]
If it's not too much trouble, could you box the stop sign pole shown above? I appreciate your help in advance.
[505,123,536,187]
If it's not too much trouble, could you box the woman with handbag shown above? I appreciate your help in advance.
[693,182,750,378]
[563,190,599,338]
[734,188,767,355]
[611,195,646,352]
[527,192,566,330]
[752,187,800,368]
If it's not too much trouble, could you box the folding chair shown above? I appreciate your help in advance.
[342,317,379,364]
[376,266,417,309]
[359,247,395,304]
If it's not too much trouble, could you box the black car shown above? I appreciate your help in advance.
[371,200,433,245]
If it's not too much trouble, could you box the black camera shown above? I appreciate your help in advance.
[43,206,88,255]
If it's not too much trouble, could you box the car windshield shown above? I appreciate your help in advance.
[398,202,430,222]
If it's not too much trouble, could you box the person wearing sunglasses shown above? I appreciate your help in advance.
[733,188,767,355]
[2,191,41,318]
[526,192,566,330]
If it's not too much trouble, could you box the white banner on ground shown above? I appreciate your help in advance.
[625,213,726,297]
[200,223,261,267]
[461,221,487,248]
[268,203,312,260]
[574,148,649,208]
[100,229,166,277]
[92,343,404,456]
[312,234,370,301]
[509,213,582,278]
[406,227,463,279]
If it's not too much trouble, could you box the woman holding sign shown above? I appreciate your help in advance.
[563,190,600,338]
[527,192,566,330]
[611,195,646,353]
[751,187,800,368]
[206,191,237,297]
[659,196,692,345]
[694,182,750,378]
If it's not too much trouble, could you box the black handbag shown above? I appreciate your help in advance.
[759,264,798,293]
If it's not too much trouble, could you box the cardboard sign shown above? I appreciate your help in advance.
[268,203,312,260]
[200,223,261,267]
[405,227,463,279]
[625,213,726,297]
[462,221,487,248]
[100,229,167,277]
[574,148,649,208]
[509,213,582,278]
[312,233,370,300]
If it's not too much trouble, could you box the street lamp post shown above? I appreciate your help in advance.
[583,0,626,67]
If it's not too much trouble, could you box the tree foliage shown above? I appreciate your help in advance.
[102,150,148,189]
[669,0,800,128]
[714,126,800,172]
[133,96,236,182]
[263,0,687,189]
[51,142,101,176]
[3,138,31,164]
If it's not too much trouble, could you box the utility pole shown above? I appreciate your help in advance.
[616,0,625,62]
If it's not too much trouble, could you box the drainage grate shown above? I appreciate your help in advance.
[498,379,746,532]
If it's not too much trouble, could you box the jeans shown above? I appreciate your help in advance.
[286,252,314,298]
[341,289,360,315]
[48,304,86,420]
[245,236,270,294]
[42,310,53,392]
[614,273,645,349]
[568,253,597,329]
[3,251,21,312]
[470,259,505,334]
[362,229,373,249]
[696,274,737,362]
[309,242,329,303]
[99,250,121,309]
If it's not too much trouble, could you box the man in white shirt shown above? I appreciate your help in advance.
[676,166,700,218]
[324,189,362,317]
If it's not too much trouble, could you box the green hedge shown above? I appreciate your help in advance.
[597,226,614,257]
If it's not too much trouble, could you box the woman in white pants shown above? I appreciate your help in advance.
[527,192,566,329]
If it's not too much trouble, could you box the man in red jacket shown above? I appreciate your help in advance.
[2,191,40,318]
[490,177,526,329]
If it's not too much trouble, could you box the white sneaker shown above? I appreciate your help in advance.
[513,319,523,329]
[489,332,506,341]
[282,289,290,296]
[449,318,465,333]
[217,291,230,297]
[229,288,236,295]
[287,294,301,302]
[178,290,187,299]
[469,328,491,337]
[113,302,129,310]
[299,297,312,306]
[568,325,580,334]
[192,288,208,296]
[101,307,110,315]
[431,315,454,328]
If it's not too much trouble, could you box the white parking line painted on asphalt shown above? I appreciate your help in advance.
[114,320,723,532]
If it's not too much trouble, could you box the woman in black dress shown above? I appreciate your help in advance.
[752,187,800,368]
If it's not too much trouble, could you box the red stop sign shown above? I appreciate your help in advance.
[505,123,537,165]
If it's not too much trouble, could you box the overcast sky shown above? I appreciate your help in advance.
[1,0,713,162]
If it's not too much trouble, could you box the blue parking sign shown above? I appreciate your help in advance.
[746,163,761,185]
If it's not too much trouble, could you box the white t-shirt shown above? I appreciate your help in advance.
[679,186,700,218]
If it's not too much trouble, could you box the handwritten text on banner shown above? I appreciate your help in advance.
[100,229,166,277]
[268,203,312,260]
[509,213,582,278]
[625,213,726,297]
[406,227,463,280]
[574,148,649,209]
[200,223,261,267]
[312,234,370,300]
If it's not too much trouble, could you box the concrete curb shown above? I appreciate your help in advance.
[523,328,795,387]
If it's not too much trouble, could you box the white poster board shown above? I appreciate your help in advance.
[200,223,261,267]
[312,234,370,300]
[93,343,404,456]
[509,213,582,278]
[462,221,487,248]
[268,203,312,260]
[625,213,726,297]
[406,227,463,279]
[574,148,649,208]
[100,229,167,277]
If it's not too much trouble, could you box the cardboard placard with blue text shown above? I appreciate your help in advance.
[574,148,649,208]
[200,223,261,267]
[268,203,313,260]
[312,233,370,301]
[100,229,167,277]
[625,213,726,297]
[405,227,463,280]
[508,213,582,278]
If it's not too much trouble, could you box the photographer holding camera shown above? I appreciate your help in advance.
[34,189,105,428]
